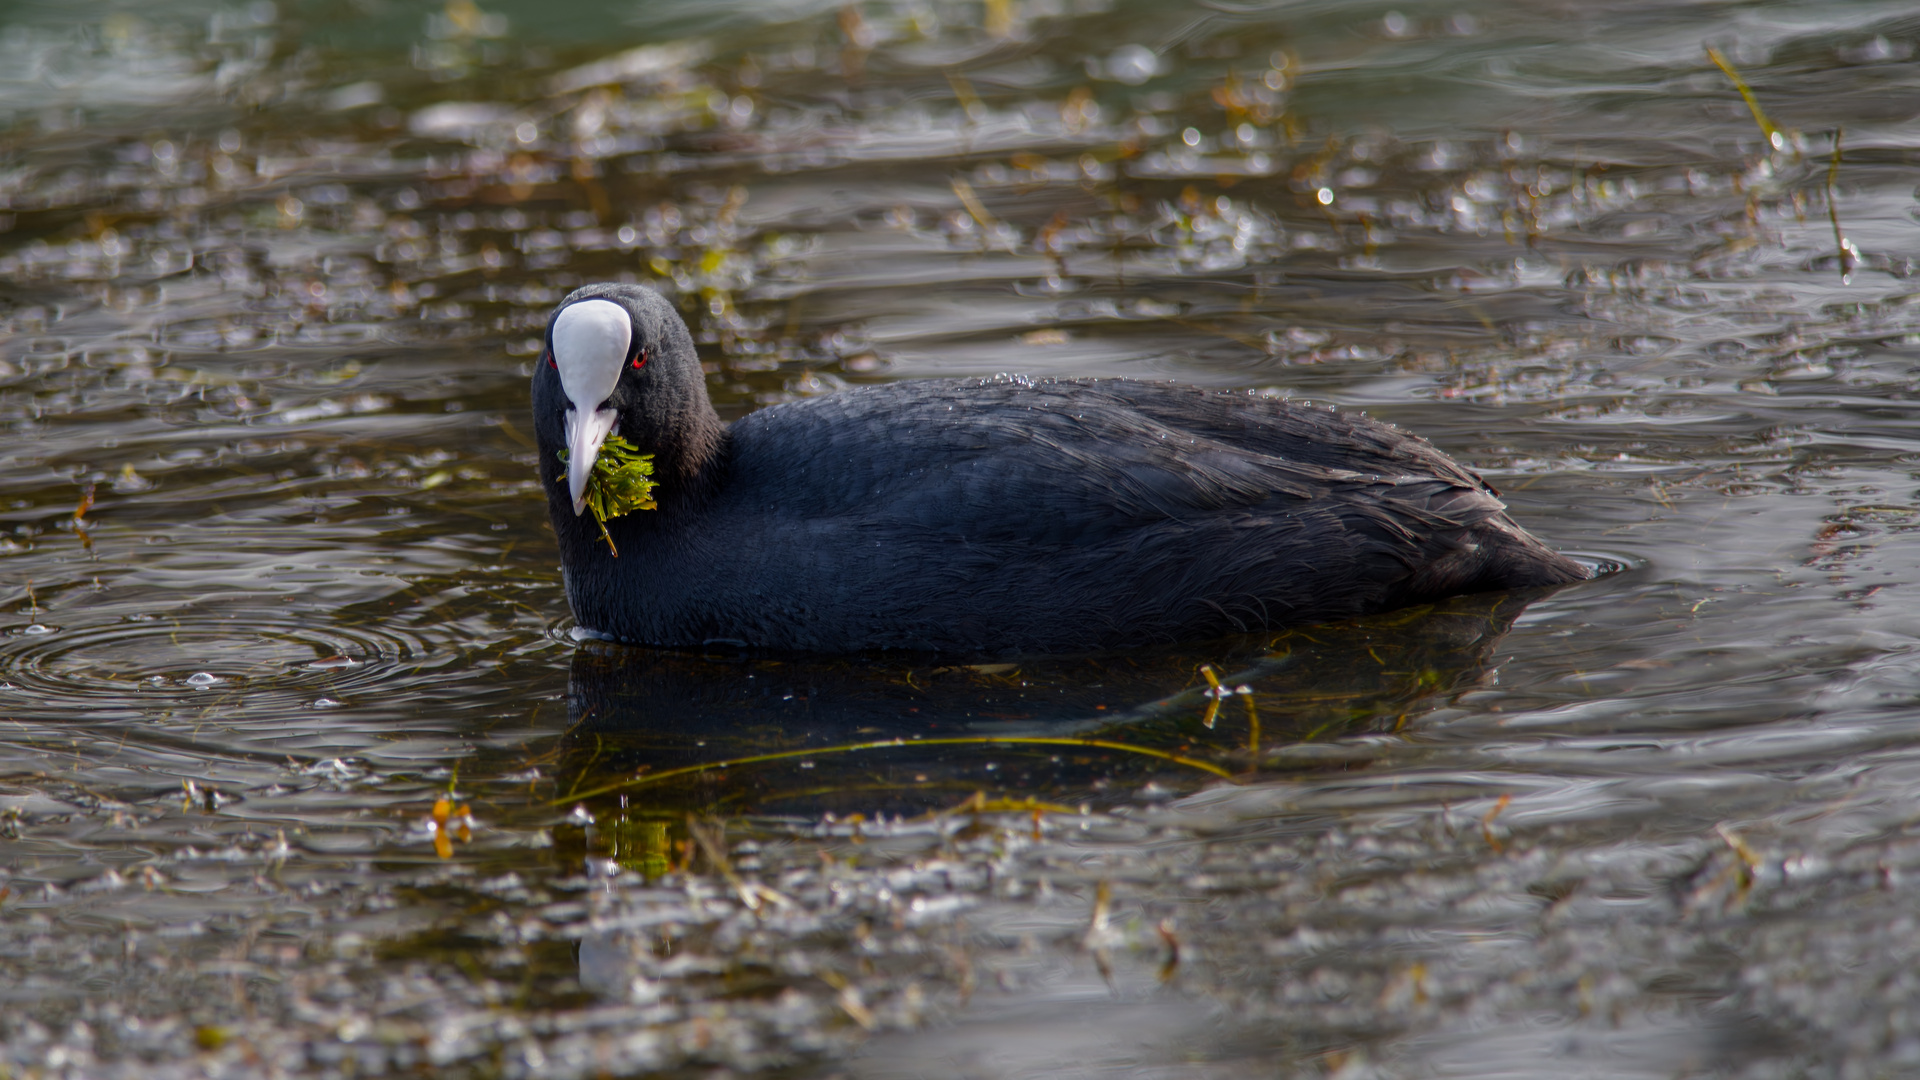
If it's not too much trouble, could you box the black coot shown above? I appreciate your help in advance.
[530,283,1588,656]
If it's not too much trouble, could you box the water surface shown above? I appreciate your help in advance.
[4,0,1920,1075]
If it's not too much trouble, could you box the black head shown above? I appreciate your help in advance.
[530,283,721,519]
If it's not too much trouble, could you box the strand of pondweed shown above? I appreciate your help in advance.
[1827,127,1855,282]
[1706,45,1784,152]
[557,735,1236,803]
[558,434,658,556]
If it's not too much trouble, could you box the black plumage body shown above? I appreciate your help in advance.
[531,284,1587,657]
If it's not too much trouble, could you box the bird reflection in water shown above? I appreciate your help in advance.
[558,588,1562,1002]
[551,588,1556,873]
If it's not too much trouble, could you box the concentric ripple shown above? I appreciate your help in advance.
[0,611,436,716]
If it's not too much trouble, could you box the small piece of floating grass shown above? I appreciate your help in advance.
[559,434,658,556]
[1705,45,1785,153]
[1827,127,1857,283]
[558,735,1235,803]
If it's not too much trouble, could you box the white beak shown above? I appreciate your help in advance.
[565,406,619,515]
[550,299,633,517]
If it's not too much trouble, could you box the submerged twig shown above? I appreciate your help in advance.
[1826,127,1856,282]
[1083,879,1111,948]
[1480,792,1512,853]
[686,815,790,911]
[1706,46,1784,152]
[74,484,95,550]
[950,176,1013,251]
[944,71,984,122]
[1156,917,1181,983]
[1199,664,1259,766]
[1198,664,1223,729]
[1084,879,1116,991]
[1715,822,1761,876]
[558,735,1235,803]
[818,971,877,1029]
[1243,690,1261,765]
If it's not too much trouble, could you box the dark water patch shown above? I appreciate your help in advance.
[548,590,1549,820]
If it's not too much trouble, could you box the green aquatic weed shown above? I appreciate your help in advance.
[559,434,658,557]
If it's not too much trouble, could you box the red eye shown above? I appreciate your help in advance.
[545,351,556,370]
[632,348,648,371]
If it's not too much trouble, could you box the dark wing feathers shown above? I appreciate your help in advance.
[729,378,1449,530]
[677,377,1578,653]
[1089,379,1453,468]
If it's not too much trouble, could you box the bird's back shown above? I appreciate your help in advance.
[591,377,1584,654]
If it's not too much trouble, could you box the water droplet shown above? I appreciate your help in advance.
[185,672,222,687]
[1106,44,1158,86]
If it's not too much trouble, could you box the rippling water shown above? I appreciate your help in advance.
[4,0,1920,1075]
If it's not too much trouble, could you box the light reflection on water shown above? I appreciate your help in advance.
[2,0,1920,1075]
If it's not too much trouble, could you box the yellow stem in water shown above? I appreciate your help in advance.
[557,735,1236,803]
[1706,46,1782,151]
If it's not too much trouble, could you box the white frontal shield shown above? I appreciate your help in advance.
[552,299,631,515]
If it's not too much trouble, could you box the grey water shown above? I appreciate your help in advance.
[3,0,1920,1075]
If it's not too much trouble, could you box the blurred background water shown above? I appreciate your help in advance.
[2,0,1920,1075]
